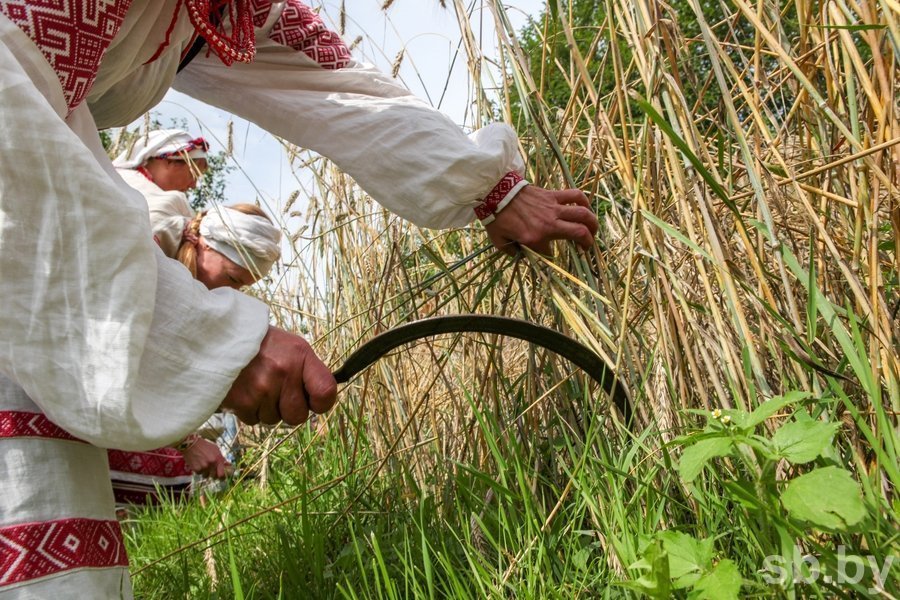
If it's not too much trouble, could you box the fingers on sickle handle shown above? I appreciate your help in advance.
[278,350,337,426]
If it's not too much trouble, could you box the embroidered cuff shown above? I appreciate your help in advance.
[474,171,529,225]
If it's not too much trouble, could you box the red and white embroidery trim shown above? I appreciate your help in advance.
[249,0,273,27]
[185,0,255,66]
[156,136,210,159]
[0,1,133,114]
[107,448,193,479]
[261,0,350,69]
[0,411,81,442]
[474,171,528,224]
[0,518,128,587]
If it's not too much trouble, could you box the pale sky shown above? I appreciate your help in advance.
[148,0,545,212]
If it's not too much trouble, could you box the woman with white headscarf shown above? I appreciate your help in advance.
[113,129,210,191]
[176,204,282,288]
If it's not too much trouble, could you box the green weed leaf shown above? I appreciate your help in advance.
[635,98,734,208]
[622,539,673,599]
[810,23,887,30]
[772,420,839,464]
[227,531,245,600]
[743,391,812,428]
[641,210,714,261]
[658,531,714,588]
[689,559,741,599]
[781,467,866,530]
[679,438,734,482]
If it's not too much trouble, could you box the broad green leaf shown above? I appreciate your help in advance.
[743,391,812,428]
[689,559,741,599]
[622,539,673,599]
[679,437,734,482]
[742,433,777,454]
[772,420,839,464]
[781,467,866,530]
[573,546,592,571]
[658,531,714,588]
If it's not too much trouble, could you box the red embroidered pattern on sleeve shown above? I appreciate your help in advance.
[263,0,350,69]
[107,448,193,478]
[249,0,273,27]
[474,171,525,221]
[0,411,81,442]
[0,518,128,587]
[0,1,133,114]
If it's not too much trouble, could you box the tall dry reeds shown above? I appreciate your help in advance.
[272,0,897,501]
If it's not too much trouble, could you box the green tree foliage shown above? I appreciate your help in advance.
[510,0,799,135]
[188,150,233,211]
[509,0,614,134]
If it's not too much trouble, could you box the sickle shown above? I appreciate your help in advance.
[330,315,633,425]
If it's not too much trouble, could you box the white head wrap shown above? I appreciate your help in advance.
[112,129,209,169]
[199,207,282,277]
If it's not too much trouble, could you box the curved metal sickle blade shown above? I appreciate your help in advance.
[331,315,632,425]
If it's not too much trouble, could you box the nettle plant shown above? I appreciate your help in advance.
[623,391,892,599]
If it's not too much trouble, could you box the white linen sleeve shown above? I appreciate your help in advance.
[173,38,525,229]
[0,19,269,450]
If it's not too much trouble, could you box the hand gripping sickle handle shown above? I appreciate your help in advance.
[330,315,633,426]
